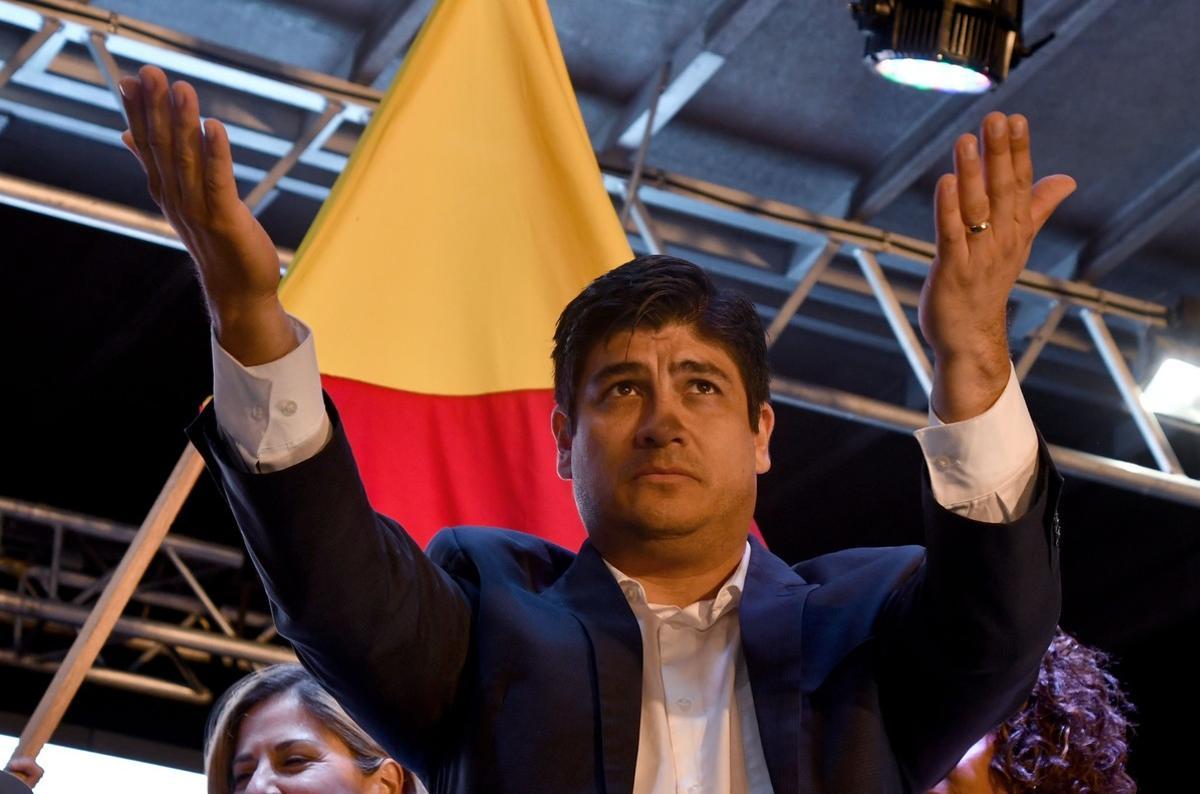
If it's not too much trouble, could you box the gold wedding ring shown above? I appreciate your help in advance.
[967,220,991,235]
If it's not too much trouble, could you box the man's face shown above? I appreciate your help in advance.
[552,322,773,541]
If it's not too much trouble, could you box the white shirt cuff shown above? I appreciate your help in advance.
[913,364,1039,522]
[211,317,332,473]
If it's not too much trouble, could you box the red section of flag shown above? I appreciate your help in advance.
[323,375,584,550]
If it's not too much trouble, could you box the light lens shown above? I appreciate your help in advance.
[874,58,993,93]
[1144,358,1200,424]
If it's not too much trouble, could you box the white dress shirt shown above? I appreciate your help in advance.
[605,544,771,794]
[211,322,1040,794]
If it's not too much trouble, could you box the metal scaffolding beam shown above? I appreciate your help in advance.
[350,0,434,85]
[0,492,291,708]
[2,562,271,629]
[1073,147,1200,284]
[1009,145,1200,370]
[601,0,783,151]
[0,495,245,569]
[0,591,295,666]
[771,376,1200,508]
[0,171,296,269]
[606,171,1169,326]
[0,0,375,184]
[0,649,212,704]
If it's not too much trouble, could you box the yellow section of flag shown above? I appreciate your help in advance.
[279,0,632,396]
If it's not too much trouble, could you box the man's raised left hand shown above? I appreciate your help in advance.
[919,111,1076,422]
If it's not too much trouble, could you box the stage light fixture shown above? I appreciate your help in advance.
[850,0,1027,94]
[1144,358,1200,425]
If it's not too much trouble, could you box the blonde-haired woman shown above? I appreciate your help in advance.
[206,663,424,794]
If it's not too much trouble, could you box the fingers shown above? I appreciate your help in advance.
[139,65,183,209]
[933,173,969,271]
[170,80,207,218]
[119,67,219,228]
[981,112,1015,238]
[202,118,242,218]
[954,133,990,231]
[1030,174,1077,233]
[120,129,143,169]
[958,112,1073,244]
[119,75,163,205]
[1009,114,1032,227]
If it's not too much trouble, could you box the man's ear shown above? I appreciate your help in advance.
[366,758,405,793]
[754,401,775,475]
[551,406,574,480]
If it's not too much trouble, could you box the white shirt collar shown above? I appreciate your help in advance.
[603,541,752,629]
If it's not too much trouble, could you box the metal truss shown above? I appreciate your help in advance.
[351,0,434,86]
[0,0,1195,511]
[600,0,785,153]
[0,0,371,205]
[0,495,295,706]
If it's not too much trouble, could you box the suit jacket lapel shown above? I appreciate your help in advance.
[740,538,815,794]
[545,541,643,794]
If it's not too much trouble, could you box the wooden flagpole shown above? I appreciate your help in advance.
[10,443,205,760]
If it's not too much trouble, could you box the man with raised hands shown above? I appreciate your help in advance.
[119,62,1074,793]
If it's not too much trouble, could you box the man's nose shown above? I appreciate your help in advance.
[635,391,686,447]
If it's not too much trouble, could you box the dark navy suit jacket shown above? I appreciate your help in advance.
[188,398,1062,793]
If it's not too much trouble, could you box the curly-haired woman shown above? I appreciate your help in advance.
[930,628,1136,793]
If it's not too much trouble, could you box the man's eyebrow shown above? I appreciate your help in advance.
[589,361,649,384]
[671,359,733,382]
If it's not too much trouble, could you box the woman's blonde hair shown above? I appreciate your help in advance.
[204,663,416,794]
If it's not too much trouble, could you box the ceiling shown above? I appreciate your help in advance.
[0,0,1197,787]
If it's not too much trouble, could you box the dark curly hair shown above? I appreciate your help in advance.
[990,629,1136,793]
[552,255,770,430]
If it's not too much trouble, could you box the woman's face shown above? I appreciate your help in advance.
[230,691,396,793]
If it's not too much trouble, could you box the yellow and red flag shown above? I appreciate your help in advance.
[278,0,631,548]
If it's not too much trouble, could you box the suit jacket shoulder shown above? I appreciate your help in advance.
[426,526,580,595]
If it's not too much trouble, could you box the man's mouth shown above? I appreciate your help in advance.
[633,466,698,481]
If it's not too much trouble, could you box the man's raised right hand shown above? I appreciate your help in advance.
[120,65,298,365]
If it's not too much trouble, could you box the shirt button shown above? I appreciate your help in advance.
[934,455,952,469]
[277,399,298,417]
[688,785,701,794]
[676,697,692,712]
[249,405,265,421]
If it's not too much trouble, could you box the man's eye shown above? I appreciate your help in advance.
[691,379,720,394]
[610,381,637,397]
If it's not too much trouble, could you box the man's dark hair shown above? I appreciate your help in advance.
[552,255,770,429]
[989,628,1136,793]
